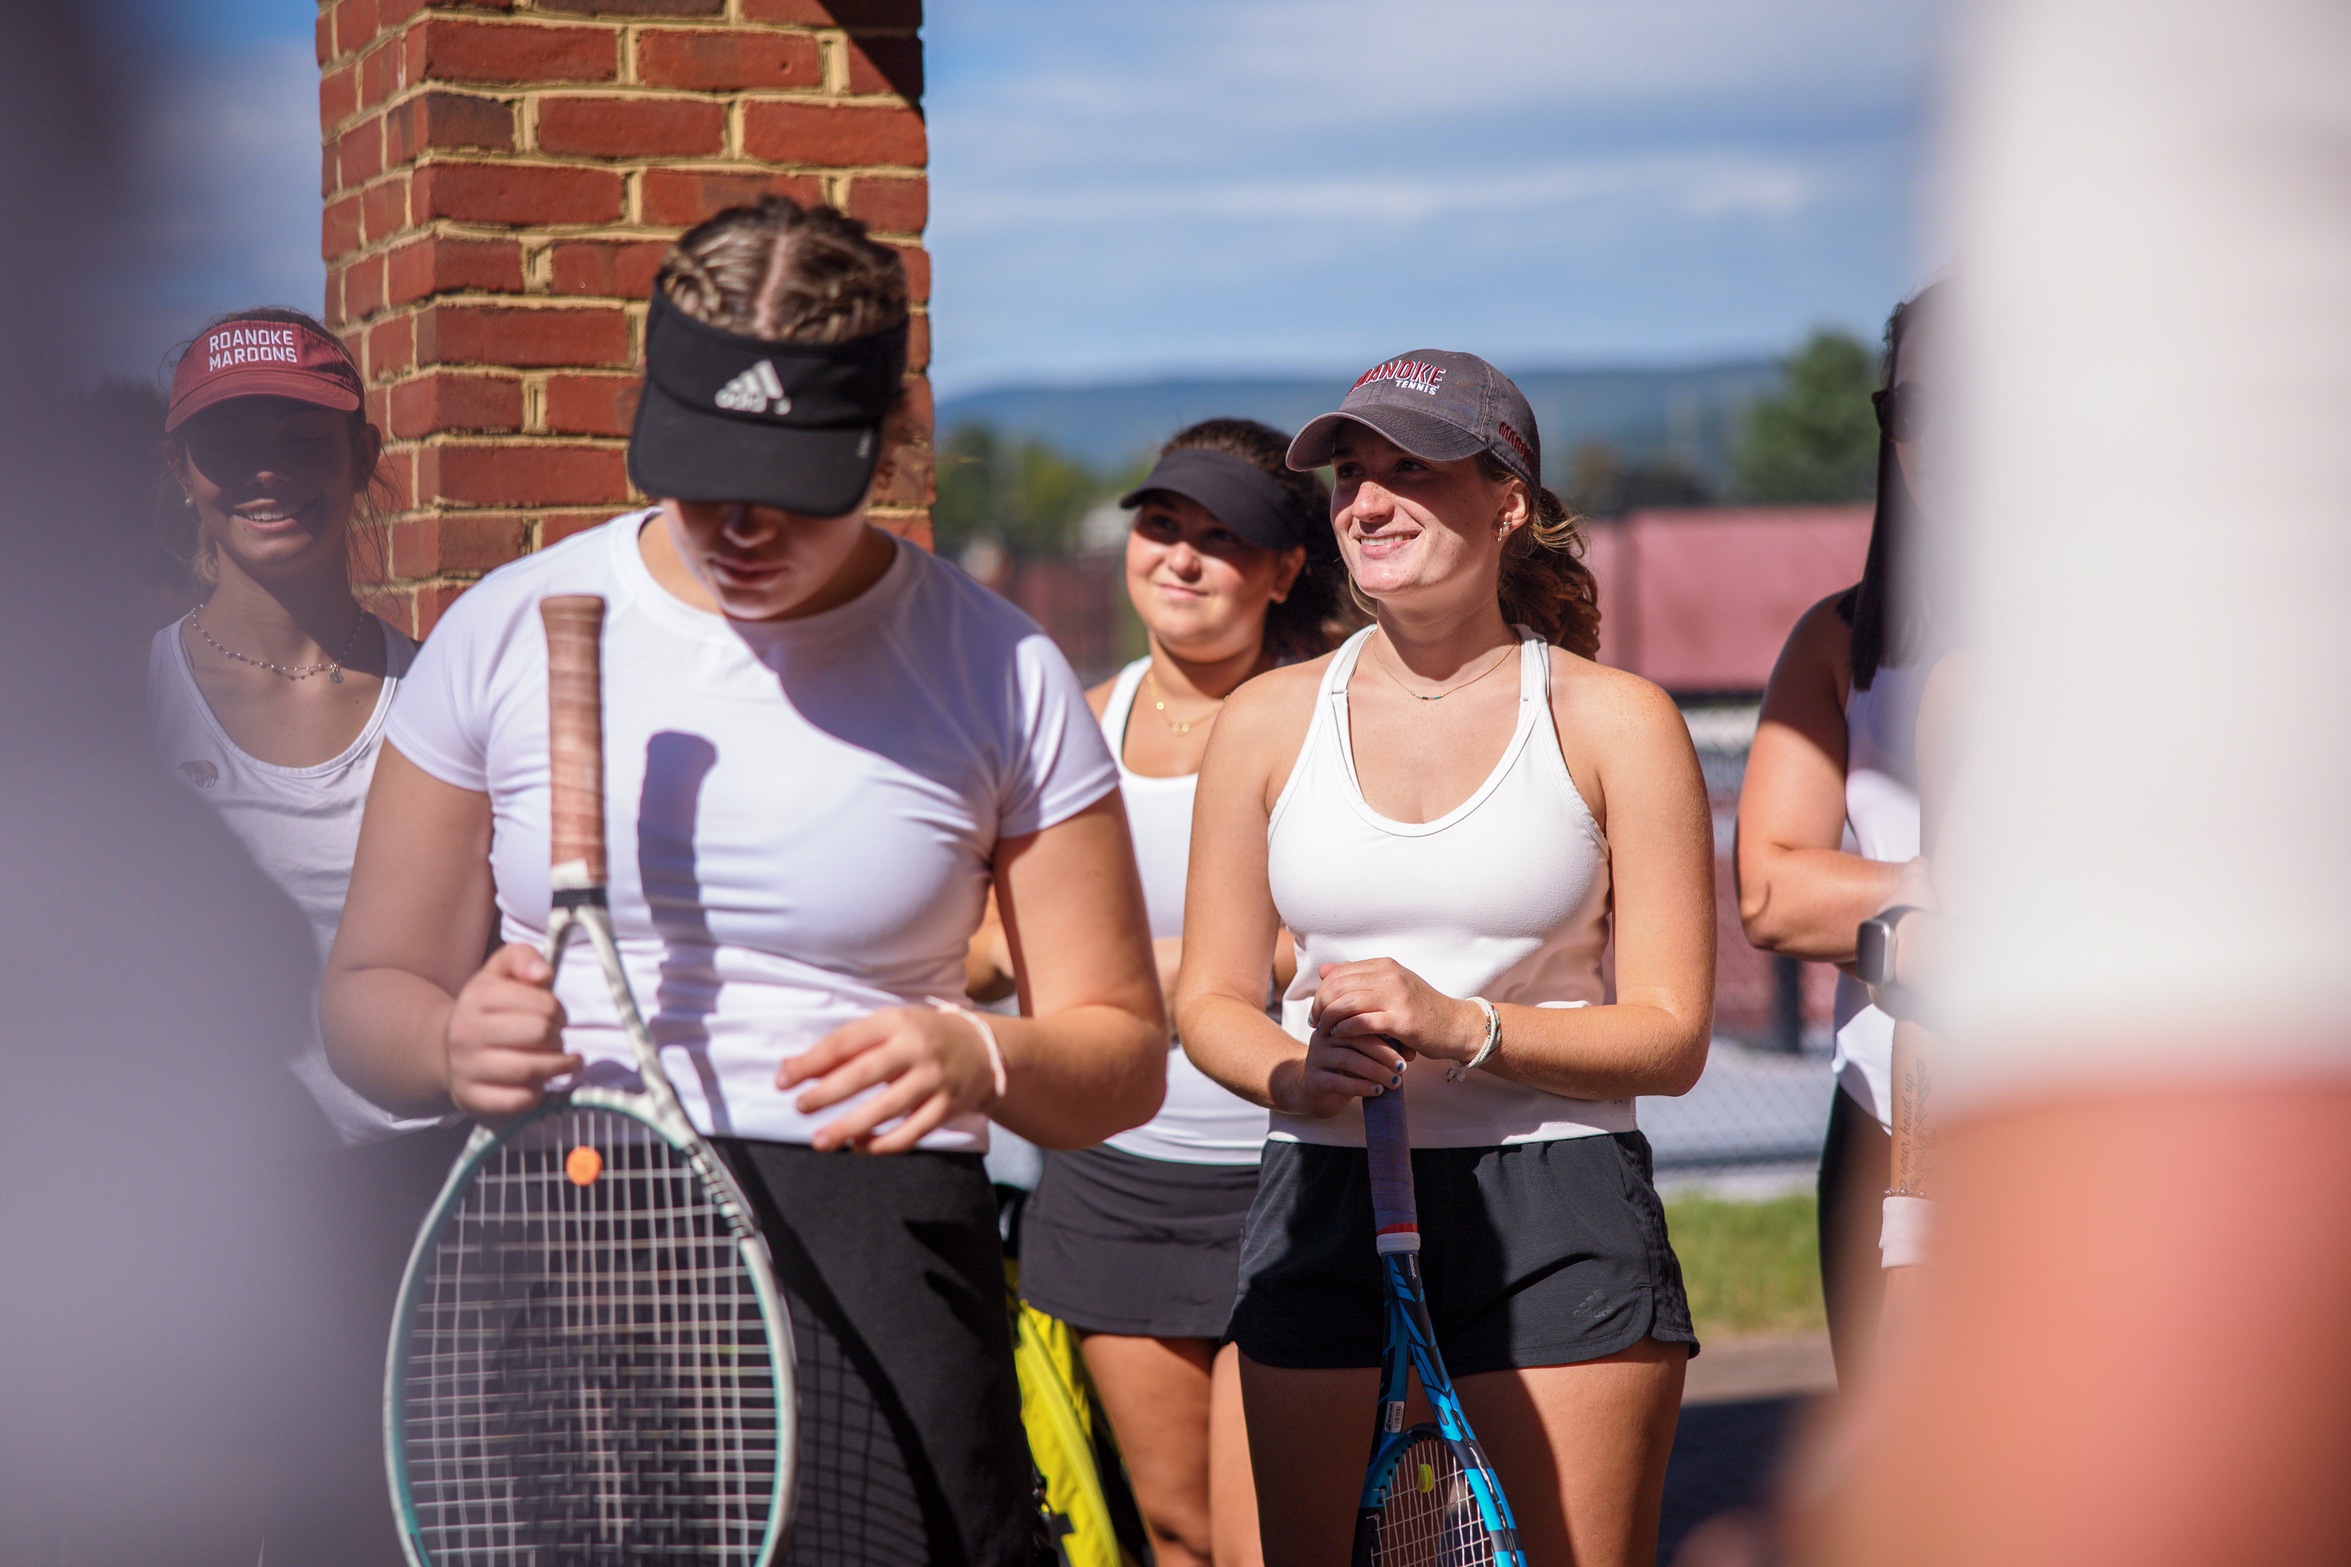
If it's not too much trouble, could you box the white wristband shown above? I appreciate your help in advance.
[928,998,1009,1107]
[1445,997,1501,1082]
[1880,1193,1936,1269]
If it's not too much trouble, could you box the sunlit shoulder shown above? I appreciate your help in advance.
[1197,651,1334,804]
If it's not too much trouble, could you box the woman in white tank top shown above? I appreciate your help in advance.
[1000,419,1355,1567]
[1180,354,1716,1567]
[1736,287,1941,1380]
[147,307,461,1560]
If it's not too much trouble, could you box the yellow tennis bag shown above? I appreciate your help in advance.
[1007,1260,1151,1567]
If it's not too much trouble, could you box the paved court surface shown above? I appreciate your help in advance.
[1662,1394,1810,1564]
[1661,1331,1836,1564]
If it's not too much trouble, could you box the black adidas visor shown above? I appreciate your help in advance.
[1117,448,1314,553]
[628,290,908,519]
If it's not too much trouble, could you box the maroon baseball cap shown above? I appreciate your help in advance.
[1287,349,1541,489]
[165,316,365,433]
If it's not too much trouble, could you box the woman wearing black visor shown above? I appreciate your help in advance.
[992,419,1353,1567]
[323,197,1166,1566]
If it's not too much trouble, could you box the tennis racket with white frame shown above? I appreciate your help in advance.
[385,594,796,1567]
[1351,1070,1528,1567]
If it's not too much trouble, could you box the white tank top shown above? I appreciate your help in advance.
[1266,627,1630,1148]
[147,617,451,1147]
[1097,659,1272,1165]
[1831,658,1926,1126]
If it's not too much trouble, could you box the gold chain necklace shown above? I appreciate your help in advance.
[1373,641,1515,701]
[1144,666,1223,735]
[187,607,368,684]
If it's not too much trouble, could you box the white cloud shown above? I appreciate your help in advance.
[941,149,1831,236]
[925,0,1946,392]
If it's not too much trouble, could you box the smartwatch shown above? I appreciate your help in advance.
[1856,904,1925,989]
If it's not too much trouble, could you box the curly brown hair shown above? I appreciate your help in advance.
[1474,452,1601,660]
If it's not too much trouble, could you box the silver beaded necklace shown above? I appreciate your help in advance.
[186,607,369,684]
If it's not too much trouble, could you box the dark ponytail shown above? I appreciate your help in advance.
[1840,283,1938,690]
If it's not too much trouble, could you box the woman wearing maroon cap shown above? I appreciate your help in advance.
[1180,352,1713,1565]
[150,305,452,1562]
[154,305,436,1142]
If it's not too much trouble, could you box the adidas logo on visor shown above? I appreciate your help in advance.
[715,360,791,416]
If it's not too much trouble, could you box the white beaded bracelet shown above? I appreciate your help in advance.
[928,997,1009,1107]
[1445,997,1501,1082]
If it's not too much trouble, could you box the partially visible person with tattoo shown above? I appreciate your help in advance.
[1865,650,1962,1342]
[1737,286,1944,1381]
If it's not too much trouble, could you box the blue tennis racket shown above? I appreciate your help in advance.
[1352,1074,1528,1567]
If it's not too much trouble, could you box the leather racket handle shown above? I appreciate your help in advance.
[1362,1055,1420,1254]
[541,595,608,891]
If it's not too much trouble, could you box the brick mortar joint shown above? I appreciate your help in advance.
[326,12,901,67]
[338,144,929,182]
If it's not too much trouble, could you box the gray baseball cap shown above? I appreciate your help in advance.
[1286,349,1540,489]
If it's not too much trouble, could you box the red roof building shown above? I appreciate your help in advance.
[1585,505,1872,694]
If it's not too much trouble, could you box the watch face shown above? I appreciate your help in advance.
[1856,917,1893,987]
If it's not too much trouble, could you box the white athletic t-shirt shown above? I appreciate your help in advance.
[1938,0,2351,1098]
[384,514,1119,1150]
[148,615,450,1145]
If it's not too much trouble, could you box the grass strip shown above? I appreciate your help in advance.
[1663,1192,1826,1339]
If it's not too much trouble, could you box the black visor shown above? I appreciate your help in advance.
[1118,447,1314,552]
[627,290,908,518]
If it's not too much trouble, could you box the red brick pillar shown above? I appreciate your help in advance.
[317,1,930,633]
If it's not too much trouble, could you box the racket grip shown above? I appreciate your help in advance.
[541,595,608,890]
[1361,1067,1419,1254]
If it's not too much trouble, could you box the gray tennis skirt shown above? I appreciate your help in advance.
[1230,1131,1698,1376]
[1018,1144,1262,1341]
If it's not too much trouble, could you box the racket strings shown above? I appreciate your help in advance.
[401,1107,781,1564]
[1370,1434,1490,1567]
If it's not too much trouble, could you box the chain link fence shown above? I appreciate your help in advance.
[1638,704,1838,1172]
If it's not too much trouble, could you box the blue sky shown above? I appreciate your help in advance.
[116,0,1946,394]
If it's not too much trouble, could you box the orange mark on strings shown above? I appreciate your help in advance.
[566,1145,604,1186]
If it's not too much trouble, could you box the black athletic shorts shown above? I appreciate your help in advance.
[1019,1144,1260,1341]
[713,1140,1050,1567]
[1230,1132,1697,1376]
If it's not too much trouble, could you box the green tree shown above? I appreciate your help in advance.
[1732,330,1880,503]
[1563,440,1714,518]
[932,423,1106,560]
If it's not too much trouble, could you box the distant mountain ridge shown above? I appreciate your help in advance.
[937,360,1784,489]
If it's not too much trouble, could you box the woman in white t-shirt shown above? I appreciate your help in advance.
[322,198,1166,1567]
[1179,354,1714,1567]
[995,418,1353,1567]
[150,305,459,1561]
[1736,286,1939,1380]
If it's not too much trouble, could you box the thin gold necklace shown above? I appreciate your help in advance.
[1144,666,1223,734]
[1373,641,1515,701]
